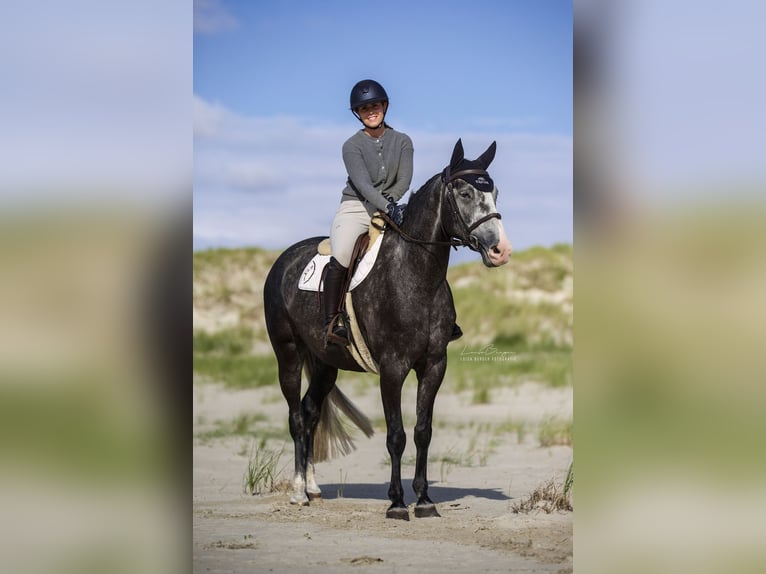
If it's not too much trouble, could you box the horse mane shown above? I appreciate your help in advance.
[402,172,442,220]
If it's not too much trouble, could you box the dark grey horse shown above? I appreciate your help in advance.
[263,139,512,520]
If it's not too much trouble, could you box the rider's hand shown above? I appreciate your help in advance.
[386,202,404,226]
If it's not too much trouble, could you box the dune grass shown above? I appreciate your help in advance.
[242,438,289,495]
[193,244,573,398]
[511,461,573,513]
[538,416,573,447]
[446,245,573,392]
[447,345,572,392]
[195,412,289,444]
[193,327,278,389]
[193,354,278,389]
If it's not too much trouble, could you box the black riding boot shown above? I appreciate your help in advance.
[323,257,349,346]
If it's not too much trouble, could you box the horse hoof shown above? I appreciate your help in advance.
[289,494,309,506]
[386,506,410,521]
[414,504,440,518]
[307,491,322,501]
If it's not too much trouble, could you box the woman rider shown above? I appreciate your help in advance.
[324,79,462,346]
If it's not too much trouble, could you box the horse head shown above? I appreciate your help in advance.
[442,139,512,267]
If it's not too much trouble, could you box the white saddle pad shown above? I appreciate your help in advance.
[298,234,384,292]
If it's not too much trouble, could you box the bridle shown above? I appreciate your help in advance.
[441,166,503,251]
[375,167,502,251]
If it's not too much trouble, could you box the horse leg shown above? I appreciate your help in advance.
[380,369,409,520]
[275,341,310,505]
[301,357,339,500]
[412,355,447,518]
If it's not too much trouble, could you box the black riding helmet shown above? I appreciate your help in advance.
[349,79,388,125]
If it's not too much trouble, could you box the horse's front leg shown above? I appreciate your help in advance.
[412,354,447,518]
[380,366,409,520]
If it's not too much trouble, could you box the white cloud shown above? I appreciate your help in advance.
[193,95,572,251]
[194,0,238,35]
[192,95,228,139]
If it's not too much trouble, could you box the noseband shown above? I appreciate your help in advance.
[441,166,502,251]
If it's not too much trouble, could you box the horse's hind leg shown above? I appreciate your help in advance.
[412,355,447,518]
[300,356,339,500]
[273,339,310,505]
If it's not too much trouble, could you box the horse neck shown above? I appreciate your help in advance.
[387,177,451,290]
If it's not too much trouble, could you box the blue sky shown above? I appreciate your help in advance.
[193,0,573,256]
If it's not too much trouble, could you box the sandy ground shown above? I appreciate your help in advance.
[193,378,573,573]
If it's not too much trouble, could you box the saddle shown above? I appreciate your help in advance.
[316,211,385,257]
[319,211,385,313]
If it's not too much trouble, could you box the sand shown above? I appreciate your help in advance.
[193,378,573,573]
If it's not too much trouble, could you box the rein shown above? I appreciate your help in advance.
[375,167,501,251]
[373,213,461,248]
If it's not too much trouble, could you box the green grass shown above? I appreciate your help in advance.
[194,326,254,355]
[447,344,572,393]
[242,438,287,495]
[471,382,492,404]
[538,416,573,447]
[391,425,500,482]
[493,419,529,443]
[449,243,572,292]
[448,245,573,360]
[193,353,278,389]
[193,246,277,275]
[0,382,161,483]
[195,413,288,444]
[193,328,278,389]
[501,350,572,388]
[462,298,571,352]
[192,244,573,395]
[432,435,499,481]
[447,244,573,396]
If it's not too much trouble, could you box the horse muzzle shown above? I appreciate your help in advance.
[475,223,512,267]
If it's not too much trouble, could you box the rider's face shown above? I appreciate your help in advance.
[357,101,386,128]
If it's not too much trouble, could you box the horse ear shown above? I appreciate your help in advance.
[476,141,497,169]
[450,139,464,169]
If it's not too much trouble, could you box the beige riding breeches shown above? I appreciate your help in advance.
[329,199,378,267]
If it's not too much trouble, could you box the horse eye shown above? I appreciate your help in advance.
[458,190,471,199]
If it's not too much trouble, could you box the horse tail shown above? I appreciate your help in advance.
[305,355,374,462]
[313,386,375,462]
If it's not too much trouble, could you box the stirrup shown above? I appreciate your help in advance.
[325,316,349,347]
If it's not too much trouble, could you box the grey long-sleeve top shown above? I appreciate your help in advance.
[340,128,414,212]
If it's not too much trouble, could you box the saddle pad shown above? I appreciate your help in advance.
[297,254,331,291]
[297,233,384,292]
